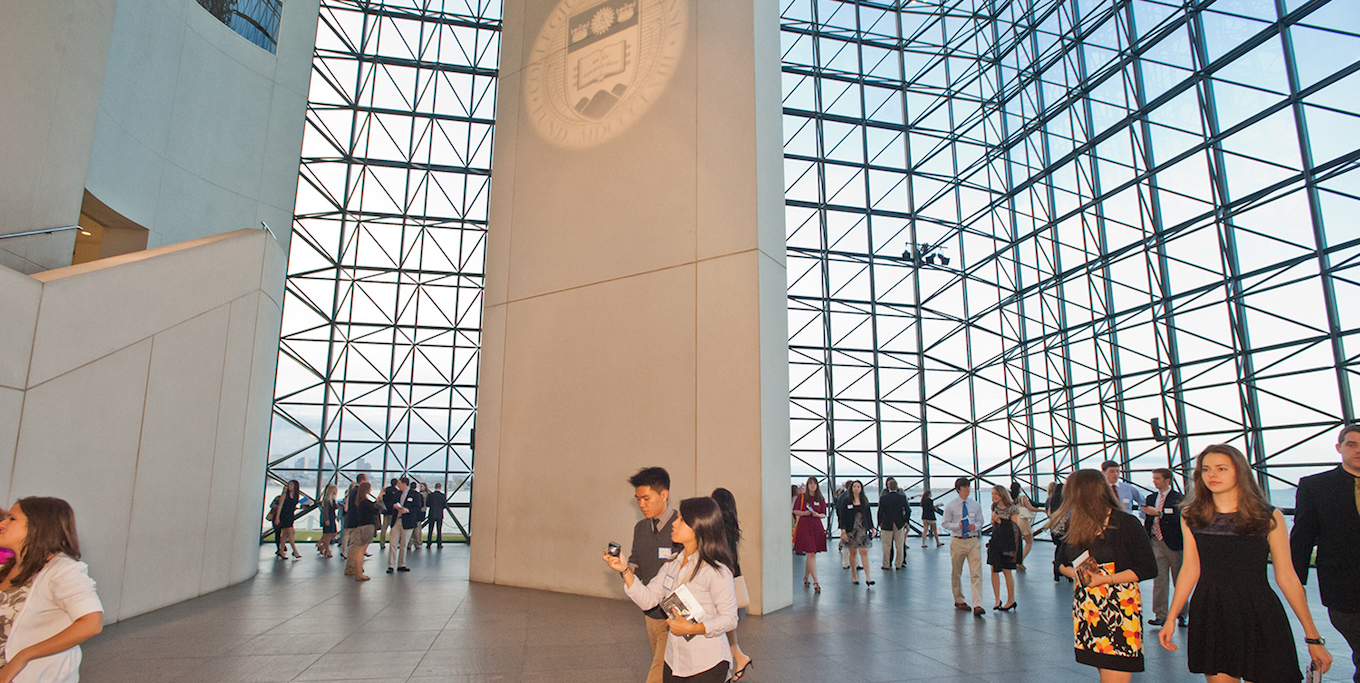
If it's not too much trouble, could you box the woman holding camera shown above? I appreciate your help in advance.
[604,497,738,682]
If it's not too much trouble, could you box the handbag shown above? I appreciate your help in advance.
[733,575,751,609]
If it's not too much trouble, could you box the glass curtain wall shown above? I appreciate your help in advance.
[267,0,501,537]
[783,0,1360,506]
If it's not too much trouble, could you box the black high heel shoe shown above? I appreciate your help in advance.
[999,602,1017,611]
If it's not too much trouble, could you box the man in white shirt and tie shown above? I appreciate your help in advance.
[1141,467,1184,626]
[1103,460,1143,520]
[941,477,985,616]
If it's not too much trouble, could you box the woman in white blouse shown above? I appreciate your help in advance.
[0,497,103,683]
[604,497,738,682]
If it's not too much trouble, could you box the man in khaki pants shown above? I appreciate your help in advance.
[625,467,678,683]
[942,477,985,616]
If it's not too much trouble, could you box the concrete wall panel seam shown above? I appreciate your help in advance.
[114,335,154,621]
[197,296,237,589]
[23,296,255,393]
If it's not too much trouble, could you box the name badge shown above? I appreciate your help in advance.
[662,571,676,591]
[658,547,672,560]
[1164,508,1174,515]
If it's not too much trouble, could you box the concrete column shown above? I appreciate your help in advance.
[471,0,789,614]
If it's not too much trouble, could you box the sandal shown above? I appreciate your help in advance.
[804,578,810,588]
[814,582,821,593]
[731,660,755,681]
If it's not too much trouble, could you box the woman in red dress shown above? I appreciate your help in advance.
[793,476,829,592]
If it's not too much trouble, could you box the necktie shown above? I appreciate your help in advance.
[1353,477,1360,519]
[1153,490,1165,541]
[652,518,659,534]
[961,504,969,539]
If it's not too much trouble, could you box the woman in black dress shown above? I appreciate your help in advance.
[1157,444,1332,683]
[316,484,338,557]
[712,488,753,681]
[838,480,875,586]
[914,487,944,547]
[275,480,307,559]
[1048,481,1067,581]
[1050,469,1157,682]
[987,485,1020,610]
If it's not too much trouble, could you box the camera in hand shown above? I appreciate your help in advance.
[607,541,621,557]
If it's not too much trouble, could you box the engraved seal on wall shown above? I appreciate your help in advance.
[524,0,688,149]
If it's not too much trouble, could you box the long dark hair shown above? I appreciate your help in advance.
[679,497,736,577]
[711,488,741,576]
[2,497,81,589]
[1044,470,1120,549]
[1182,444,1273,535]
[804,476,824,503]
[285,480,300,500]
[846,480,866,506]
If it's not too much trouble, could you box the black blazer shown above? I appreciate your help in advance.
[396,489,423,529]
[877,491,909,529]
[838,497,873,533]
[1290,466,1360,612]
[1143,489,1185,551]
[425,490,447,512]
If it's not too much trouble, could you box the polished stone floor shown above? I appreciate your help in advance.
[83,540,1353,682]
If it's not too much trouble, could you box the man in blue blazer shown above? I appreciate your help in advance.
[1291,424,1360,681]
[1142,467,1184,626]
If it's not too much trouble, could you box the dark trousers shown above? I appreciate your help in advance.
[663,662,729,683]
[425,513,444,546]
[1329,608,1360,682]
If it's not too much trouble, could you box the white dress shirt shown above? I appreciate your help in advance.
[941,496,984,539]
[623,551,738,677]
[1112,480,1144,520]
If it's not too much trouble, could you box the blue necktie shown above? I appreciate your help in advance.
[961,504,969,539]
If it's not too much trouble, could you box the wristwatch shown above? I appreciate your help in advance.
[1305,637,1325,645]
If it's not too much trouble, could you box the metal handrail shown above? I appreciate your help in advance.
[0,226,82,240]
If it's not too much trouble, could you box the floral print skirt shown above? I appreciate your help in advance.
[1072,563,1144,672]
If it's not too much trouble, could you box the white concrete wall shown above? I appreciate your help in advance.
[472,0,790,613]
[0,0,316,274]
[85,0,319,252]
[0,229,284,622]
[0,0,118,272]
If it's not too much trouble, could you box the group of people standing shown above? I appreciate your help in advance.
[267,474,450,581]
[602,468,753,683]
[780,426,1360,683]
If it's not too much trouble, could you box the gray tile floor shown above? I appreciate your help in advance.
[83,540,1354,682]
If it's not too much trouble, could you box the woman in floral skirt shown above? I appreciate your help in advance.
[1049,469,1157,682]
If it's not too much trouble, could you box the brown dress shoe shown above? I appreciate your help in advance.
[955,603,971,611]
[973,606,985,616]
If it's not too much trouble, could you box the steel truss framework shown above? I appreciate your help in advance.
[268,0,1360,538]
[783,0,1360,503]
[267,0,501,537]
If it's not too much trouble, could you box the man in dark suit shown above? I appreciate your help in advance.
[379,478,399,548]
[386,477,420,573]
[1291,424,1360,681]
[424,483,447,548]
[1141,467,1184,626]
[878,477,910,570]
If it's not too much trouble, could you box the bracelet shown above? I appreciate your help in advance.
[1305,637,1325,645]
